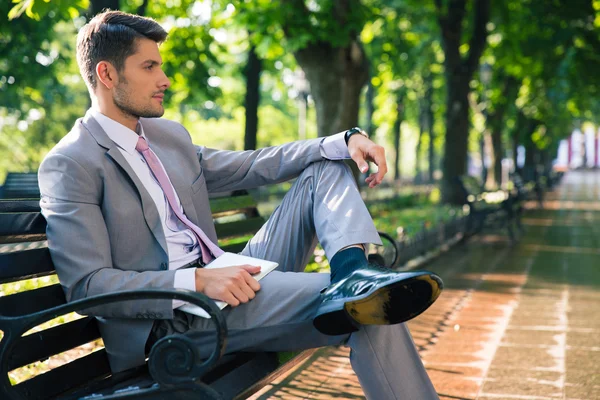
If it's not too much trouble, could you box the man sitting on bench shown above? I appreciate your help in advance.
[39,10,442,399]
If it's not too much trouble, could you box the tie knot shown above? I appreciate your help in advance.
[136,136,149,152]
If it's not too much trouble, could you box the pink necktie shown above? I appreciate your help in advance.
[135,136,224,264]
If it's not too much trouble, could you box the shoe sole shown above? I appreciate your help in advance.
[314,273,443,336]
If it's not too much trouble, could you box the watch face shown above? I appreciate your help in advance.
[345,128,363,144]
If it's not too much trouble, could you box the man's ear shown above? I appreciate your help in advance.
[96,61,117,90]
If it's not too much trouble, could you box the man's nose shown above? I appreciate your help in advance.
[159,70,171,89]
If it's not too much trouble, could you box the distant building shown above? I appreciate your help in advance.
[554,127,599,170]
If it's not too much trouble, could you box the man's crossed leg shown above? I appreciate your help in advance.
[151,160,440,399]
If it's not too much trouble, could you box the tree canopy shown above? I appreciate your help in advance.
[3,0,599,203]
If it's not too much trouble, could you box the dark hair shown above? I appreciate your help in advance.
[76,10,167,91]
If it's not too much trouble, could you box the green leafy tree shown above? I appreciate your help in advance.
[484,0,600,182]
[234,0,374,137]
[434,0,491,203]
[363,0,444,182]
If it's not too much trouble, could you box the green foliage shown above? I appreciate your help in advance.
[3,0,600,184]
[0,0,89,179]
[483,0,600,151]
[232,0,373,54]
[9,0,89,21]
[362,0,446,179]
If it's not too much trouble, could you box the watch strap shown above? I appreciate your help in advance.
[344,127,368,145]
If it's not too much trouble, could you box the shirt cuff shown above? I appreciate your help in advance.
[320,131,350,160]
[173,268,197,309]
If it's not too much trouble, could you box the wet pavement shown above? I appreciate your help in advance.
[249,170,600,400]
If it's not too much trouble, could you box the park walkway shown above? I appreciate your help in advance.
[249,170,600,400]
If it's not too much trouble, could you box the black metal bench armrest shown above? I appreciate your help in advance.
[0,289,227,400]
[367,231,400,267]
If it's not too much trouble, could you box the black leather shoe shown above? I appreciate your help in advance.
[313,265,443,335]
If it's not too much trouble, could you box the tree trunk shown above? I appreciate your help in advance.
[524,131,536,169]
[393,91,405,181]
[513,113,540,178]
[491,124,502,186]
[244,44,261,150]
[279,0,369,184]
[511,110,526,174]
[415,100,425,183]
[137,0,149,15]
[415,129,423,183]
[295,41,369,137]
[91,0,120,14]
[480,132,487,185]
[435,0,491,204]
[441,76,471,203]
[487,75,519,187]
[365,77,376,136]
[425,83,435,182]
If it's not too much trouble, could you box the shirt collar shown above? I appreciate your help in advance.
[90,108,148,155]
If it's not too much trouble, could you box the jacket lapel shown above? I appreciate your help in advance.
[142,121,200,225]
[82,111,169,256]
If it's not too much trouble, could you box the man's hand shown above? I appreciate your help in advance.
[195,265,261,307]
[347,134,388,188]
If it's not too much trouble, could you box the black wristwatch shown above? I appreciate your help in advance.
[344,127,368,145]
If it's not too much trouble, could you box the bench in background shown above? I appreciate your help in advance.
[456,175,522,242]
[0,172,40,199]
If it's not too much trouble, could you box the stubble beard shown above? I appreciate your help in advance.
[113,76,164,119]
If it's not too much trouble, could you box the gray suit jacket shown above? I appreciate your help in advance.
[38,110,324,372]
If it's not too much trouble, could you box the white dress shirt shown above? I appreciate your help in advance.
[91,109,351,307]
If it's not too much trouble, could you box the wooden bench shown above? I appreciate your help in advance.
[0,189,399,399]
[456,175,522,242]
[0,191,319,400]
[0,172,40,199]
[510,172,543,209]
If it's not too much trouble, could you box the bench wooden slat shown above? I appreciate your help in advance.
[207,352,279,399]
[0,212,46,244]
[13,350,111,400]
[209,194,259,215]
[0,200,40,213]
[1,173,40,199]
[0,248,54,284]
[0,284,65,317]
[3,190,41,199]
[8,317,100,371]
[221,242,248,254]
[215,217,265,238]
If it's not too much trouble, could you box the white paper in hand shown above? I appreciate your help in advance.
[178,252,278,319]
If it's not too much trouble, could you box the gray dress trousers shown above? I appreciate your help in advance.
[151,160,439,400]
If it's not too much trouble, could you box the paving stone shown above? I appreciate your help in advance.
[487,344,562,371]
[481,376,563,398]
[509,317,567,327]
[486,367,562,382]
[422,363,486,378]
[567,331,600,347]
[565,349,600,373]
[501,329,562,346]
[565,382,600,399]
